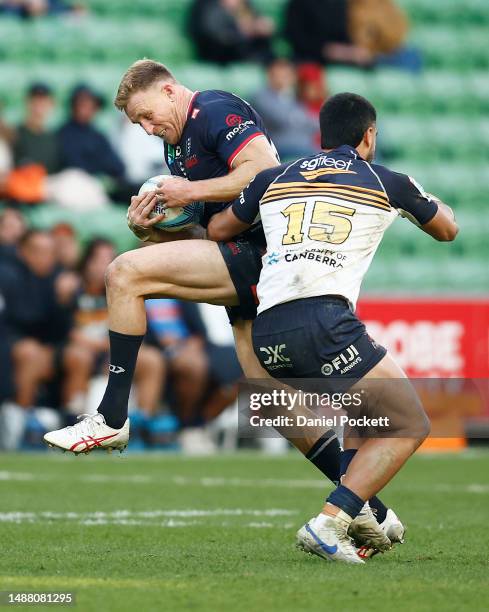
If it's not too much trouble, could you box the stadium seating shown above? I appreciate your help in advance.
[0,0,487,292]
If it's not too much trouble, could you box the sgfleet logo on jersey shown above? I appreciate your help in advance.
[259,344,293,370]
[321,345,361,376]
[300,156,354,172]
[225,120,255,141]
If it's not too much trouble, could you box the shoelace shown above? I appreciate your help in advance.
[67,413,105,437]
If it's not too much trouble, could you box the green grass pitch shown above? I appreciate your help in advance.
[0,450,488,611]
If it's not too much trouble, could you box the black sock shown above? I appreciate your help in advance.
[305,430,341,485]
[98,330,145,429]
[340,448,389,523]
[327,484,365,519]
[368,495,388,524]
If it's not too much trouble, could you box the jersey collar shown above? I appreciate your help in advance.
[186,91,200,120]
[333,145,360,158]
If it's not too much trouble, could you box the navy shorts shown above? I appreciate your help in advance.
[252,296,386,391]
[218,237,264,325]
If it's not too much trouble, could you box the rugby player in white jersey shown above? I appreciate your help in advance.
[207,93,458,564]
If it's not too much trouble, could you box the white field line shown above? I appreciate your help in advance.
[82,475,489,493]
[0,508,298,528]
[83,474,328,489]
[1,471,489,493]
[0,471,38,481]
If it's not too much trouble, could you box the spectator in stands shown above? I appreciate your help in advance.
[284,0,420,72]
[0,103,14,177]
[0,207,26,260]
[0,208,25,416]
[296,63,329,149]
[188,0,275,65]
[0,0,86,18]
[13,83,60,175]
[146,298,241,453]
[58,84,125,183]
[0,229,76,448]
[251,58,319,160]
[51,223,81,271]
[64,238,164,417]
[112,114,167,190]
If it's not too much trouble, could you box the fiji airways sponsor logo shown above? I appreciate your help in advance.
[365,320,464,375]
[260,344,293,370]
[300,156,354,172]
[266,252,280,265]
[109,364,125,374]
[321,344,361,376]
[226,120,255,141]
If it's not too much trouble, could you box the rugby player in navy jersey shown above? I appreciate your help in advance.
[208,93,458,563]
[44,62,395,555]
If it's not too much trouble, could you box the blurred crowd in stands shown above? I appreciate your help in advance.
[0,82,157,209]
[0,0,419,208]
[0,0,85,18]
[189,0,419,71]
[0,0,419,452]
[0,209,242,452]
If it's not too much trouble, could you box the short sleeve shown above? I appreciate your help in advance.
[374,165,439,225]
[204,98,266,168]
[231,166,282,224]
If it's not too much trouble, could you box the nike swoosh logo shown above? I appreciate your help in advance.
[305,523,338,555]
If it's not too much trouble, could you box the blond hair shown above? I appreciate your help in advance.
[114,59,177,110]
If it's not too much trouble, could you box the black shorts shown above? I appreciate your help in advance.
[252,296,386,391]
[218,237,264,325]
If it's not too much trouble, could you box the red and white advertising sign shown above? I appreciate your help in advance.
[357,298,489,378]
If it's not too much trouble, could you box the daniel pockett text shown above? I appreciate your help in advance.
[247,389,390,430]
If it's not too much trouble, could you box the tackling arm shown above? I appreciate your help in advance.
[206,206,251,242]
[207,164,281,242]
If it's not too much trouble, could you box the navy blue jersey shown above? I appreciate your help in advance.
[164,89,277,229]
[233,145,438,226]
[232,145,440,312]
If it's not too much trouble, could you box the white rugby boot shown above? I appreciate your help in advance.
[348,503,392,555]
[296,511,365,565]
[356,508,405,559]
[44,413,129,454]
[382,508,406,543]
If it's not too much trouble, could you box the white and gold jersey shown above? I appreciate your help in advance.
[232,146,438,314]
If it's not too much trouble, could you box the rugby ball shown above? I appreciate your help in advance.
[138,175,203,232]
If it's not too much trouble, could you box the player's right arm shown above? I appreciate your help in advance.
[126,191,205,243]
[375,167,459,242]
[419,193,458,241]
